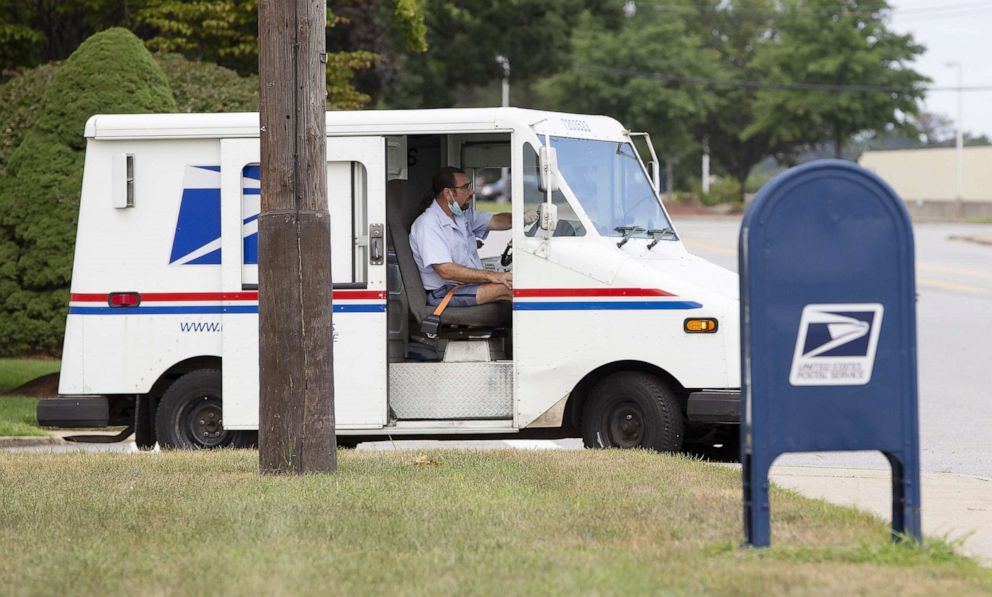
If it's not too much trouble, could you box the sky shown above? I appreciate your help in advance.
[888,0,992,138]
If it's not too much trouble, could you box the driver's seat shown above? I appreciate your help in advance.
[386,180,510,335]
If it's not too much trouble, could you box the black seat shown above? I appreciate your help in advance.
[386,180,509,332]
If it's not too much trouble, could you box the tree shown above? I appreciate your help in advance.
[751,0,927,159]
[909,111,954,146]
[381,0,613,109]
[0,28,176,356]
[691,0,789,201]
[536,6,718,168]
[0,1,144,73]
[138,0,425,109]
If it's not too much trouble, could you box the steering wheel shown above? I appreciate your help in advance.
[500,240,513,267]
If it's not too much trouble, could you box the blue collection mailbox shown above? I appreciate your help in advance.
[739,160,921,547]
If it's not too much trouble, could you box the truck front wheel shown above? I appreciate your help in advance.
[581,372,684,452]
[156,369,254,450]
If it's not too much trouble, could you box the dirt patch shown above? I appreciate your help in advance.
[2,372,60,397]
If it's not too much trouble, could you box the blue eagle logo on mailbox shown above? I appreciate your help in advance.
[789,304,884,386]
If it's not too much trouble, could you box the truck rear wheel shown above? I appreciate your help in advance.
[581,372,684,452]
[156,369,254,450]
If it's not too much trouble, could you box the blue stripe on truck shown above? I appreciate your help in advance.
[69,304,386,315]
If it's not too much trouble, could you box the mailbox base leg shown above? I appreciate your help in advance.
[743,452,772,547]
[884,451,922,544]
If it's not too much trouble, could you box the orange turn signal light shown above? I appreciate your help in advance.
[684,318,718,333]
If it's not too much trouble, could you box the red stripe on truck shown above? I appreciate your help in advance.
[513,288,675,298]
[69,291,386,302]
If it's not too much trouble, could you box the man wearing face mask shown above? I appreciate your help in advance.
[410,166,512,307]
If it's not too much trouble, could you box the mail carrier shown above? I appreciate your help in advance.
[39,108,740,452]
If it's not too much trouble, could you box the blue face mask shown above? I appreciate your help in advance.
[449,197,464,217]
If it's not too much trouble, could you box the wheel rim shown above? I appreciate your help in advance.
[605,400,645,448]
[180,395,229,448]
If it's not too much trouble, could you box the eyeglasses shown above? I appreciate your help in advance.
[450,182,473,192]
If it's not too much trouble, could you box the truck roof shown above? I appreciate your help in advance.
[84,108,625,141]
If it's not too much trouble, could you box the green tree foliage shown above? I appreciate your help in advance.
[0,54,257,177]
[137,1,259,73]
[751,0,927,158]
[381,0,610,108]
[686,0,926,200]
[156,52,259,113]
[536,7,718,163]
[137,0,426,109]
[0,28,176,356]
[690,0,787,201]
[0,1,145,72]
[0,63,60,175]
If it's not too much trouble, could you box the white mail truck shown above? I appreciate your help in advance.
[38,108,740,453]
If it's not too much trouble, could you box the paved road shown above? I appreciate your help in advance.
[677,218,992,478]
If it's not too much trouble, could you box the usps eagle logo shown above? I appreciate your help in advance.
[168,165,261,265]
[789,304,884,386]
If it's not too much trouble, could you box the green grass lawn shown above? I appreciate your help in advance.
[0,357,60,392]
[0,358,60,436]
[0,396,47,436]
[474,199,510,213]
[0,449,988,595]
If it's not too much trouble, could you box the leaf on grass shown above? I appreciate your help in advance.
[413,454,440,467]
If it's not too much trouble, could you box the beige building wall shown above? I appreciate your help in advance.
[858,146,992,202]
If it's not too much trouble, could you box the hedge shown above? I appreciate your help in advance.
[0,28,176,356]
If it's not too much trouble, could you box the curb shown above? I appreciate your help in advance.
[0,434,64,448]
[949,235,992,247]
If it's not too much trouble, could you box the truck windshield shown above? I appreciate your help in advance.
[551,136,673,239]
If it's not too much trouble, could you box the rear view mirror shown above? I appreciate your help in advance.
[538,146,559,193]
[538,202,558,234]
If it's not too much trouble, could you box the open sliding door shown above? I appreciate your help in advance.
[222,137,388,430]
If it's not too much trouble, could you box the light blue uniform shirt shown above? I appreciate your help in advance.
[410,200,493,291]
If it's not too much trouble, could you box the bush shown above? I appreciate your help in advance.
[0,53,258,177]
[697,177,744,206]
[155,52,258,113]
[0,28,177,356]
[0,63,60,177]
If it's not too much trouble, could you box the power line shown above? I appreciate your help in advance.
[575,63,992,93]
[634,0,991,16]
[631,1,992,23]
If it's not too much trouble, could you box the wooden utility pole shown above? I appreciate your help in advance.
[258,0,336,474]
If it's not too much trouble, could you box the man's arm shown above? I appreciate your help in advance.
[432,263,512,289]
[489,212,511,231]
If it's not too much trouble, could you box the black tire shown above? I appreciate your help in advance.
[155,369,254,450]
[581,372,684,452]
[134,394,157,451]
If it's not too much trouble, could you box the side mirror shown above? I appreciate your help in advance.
[649,160,661,193]
[538,146,559,193]
[538,202,558,234]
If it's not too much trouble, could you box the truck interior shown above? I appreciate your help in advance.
[385,133,514,363]
[383,132,516,422]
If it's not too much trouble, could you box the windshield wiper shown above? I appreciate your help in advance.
[614,226,645,248]
[646,227,677,250]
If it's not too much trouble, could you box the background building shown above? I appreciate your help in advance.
[859,146,992,219]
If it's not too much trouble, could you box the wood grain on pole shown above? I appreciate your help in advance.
[258,0,336,474]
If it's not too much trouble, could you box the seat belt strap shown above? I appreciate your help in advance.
[432,285,463,318]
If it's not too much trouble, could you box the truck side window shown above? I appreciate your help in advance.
[522,143,585,237]
[241,161,369,287]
